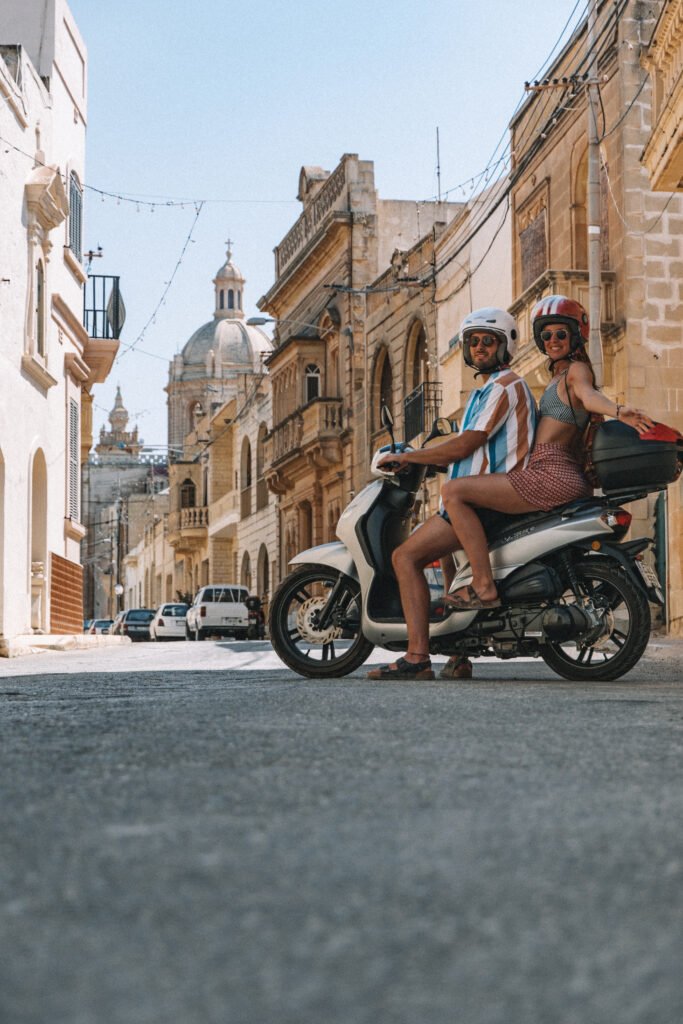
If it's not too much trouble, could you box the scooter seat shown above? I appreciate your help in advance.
[487,497,603,549]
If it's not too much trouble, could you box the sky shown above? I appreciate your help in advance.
[67,0,589,451]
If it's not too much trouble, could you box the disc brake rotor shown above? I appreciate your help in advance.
[575,599,615,650]
[295,596,343,644]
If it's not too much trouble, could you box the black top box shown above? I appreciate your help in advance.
[591,420,682,494]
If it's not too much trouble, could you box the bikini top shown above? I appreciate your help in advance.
[539,370,590,429]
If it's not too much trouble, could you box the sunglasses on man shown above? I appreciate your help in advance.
[468,334,499,349]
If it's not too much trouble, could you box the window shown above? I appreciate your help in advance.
[305,364,321,403]
[35,260,45,357]
[180,478,196,508]
[69,172,82,261]
[219,289,224,309]
[68,398,79,520]
[376,349,393,429]
[228,289,234,309]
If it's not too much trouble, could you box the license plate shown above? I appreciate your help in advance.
[636,561,661,589]
[222,617,239,624]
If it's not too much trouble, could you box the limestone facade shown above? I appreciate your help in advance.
[507,0,683,630]
[123,251,277,611]
[0,0,118,644]
[258,154,460,576]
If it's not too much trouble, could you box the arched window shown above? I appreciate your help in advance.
[180,478,196,509]
[240,437,252,518]
[35,260,45,357]
[241,550,252,590]
[69,172,82,261]
[374,348,393,431]
[256,423,268,510]
[241,437,252,487]
[257,544,269,596]
[406,322,429,392]
[237,290,242,309]
[305,363,321,403]
[219,290,225,309]
[228,289,235,309]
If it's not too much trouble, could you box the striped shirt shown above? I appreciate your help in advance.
[446,369,537,481]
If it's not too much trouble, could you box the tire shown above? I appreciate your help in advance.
[196,627,206,641]
[246,625,258,640]
[186,624,195,641]
[540,560,651,681]
[269,564,373,678]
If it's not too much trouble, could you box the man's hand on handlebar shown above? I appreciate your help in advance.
[377,452,412,472]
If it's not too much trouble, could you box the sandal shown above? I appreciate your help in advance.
[439,655,473,680]
[367,655,434,680]
[444,584,501,611]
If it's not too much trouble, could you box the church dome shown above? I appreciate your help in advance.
[172,243,272,383]
[179,318,271,379]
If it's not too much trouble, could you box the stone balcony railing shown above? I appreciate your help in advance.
[168,505,209,533]
[275,161,348,277]
[268,398,345,469]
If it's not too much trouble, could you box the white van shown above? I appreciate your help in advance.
[185,584,249,641]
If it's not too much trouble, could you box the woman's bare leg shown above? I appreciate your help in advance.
[441,476,537,601]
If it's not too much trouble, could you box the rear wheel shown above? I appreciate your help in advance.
[186,624,195,641]
[269,564,372,678]
[540,560,650,681]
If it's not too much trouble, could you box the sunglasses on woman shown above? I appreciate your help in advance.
[540,328,569,342]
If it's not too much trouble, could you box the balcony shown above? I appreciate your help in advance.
[404,382,443,442]
[84,275,125,339]
[82,275,125,386]
[167,505,209,552]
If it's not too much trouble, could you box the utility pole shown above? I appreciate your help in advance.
[586,0,604,385]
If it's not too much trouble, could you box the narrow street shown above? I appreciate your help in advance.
[1,641,683,1023]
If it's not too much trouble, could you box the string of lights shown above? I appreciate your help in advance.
[0,133,296,209]
[115,202,204,363]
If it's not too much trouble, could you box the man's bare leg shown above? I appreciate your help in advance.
[390,516,459,665]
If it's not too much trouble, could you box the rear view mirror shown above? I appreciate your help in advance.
[380,404,394,430]
[422,417,454,448]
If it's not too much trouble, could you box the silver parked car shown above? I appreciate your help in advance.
[87,618,114,635]
[149,603,188,641]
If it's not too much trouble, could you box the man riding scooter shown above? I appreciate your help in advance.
[368,308,537,681]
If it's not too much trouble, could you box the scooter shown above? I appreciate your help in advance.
[269,410,679,682]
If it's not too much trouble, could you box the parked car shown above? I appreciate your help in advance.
[87,618,114,635]
[110,610,125,636]
[83,619,93,633]
[149,603,188,641]
[185,585,249,641]
[116,608,156,642]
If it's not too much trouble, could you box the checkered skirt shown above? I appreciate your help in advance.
[507,442,592,511]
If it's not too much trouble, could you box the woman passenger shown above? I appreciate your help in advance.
[440,295,654,609]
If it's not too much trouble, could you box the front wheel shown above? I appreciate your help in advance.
[269,564,373,678]
[541,560,651,681]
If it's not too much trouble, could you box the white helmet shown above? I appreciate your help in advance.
[459,307,519,369]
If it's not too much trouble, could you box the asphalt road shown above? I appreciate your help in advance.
[2,655,683,1023]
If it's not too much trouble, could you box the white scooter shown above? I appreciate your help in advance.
[269,410,678,681]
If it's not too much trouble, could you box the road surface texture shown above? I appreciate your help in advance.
[1,640,682,1023]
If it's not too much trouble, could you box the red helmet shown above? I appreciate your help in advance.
[531,294,589,354]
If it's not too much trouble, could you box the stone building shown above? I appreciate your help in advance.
[82,387,167,618]
[0,0,118,649]
[507,0,683,631]
[258,154,460,575]
[642,0,683,633]
[363,182,513,512]
[124,248,277,609]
